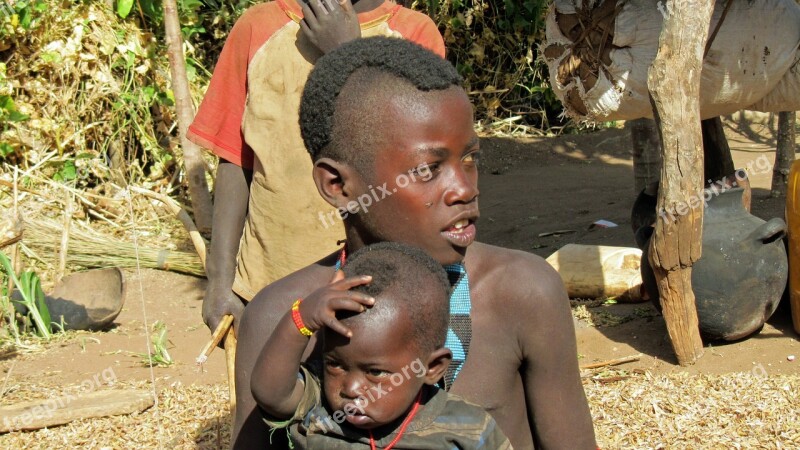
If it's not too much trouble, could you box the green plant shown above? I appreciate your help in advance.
[0,250,52,340]
[413,0,564,133]
[136,320,174,367]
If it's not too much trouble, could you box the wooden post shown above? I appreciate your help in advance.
[771,111,796,198]
[163,0,213,233]
[646,0,711,366]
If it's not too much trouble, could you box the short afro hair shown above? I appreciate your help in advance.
[340,242,451,352]
[299,36,463,169]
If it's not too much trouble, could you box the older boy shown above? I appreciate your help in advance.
[187,0,444,332]
[235,37,597,449]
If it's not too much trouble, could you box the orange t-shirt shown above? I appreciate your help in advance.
[188,1,445,299]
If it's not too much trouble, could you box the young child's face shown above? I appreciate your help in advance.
[351,86,480,266]
[321,312,431,429]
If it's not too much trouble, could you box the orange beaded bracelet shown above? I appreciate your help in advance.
[291,299,313,337]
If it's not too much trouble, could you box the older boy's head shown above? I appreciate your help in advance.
[300,36,463,176]
[339,242,450,351]
[301,37,479,265]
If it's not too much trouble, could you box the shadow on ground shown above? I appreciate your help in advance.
[478,127,799,373]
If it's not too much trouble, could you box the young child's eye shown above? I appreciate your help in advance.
[325,359,344,372]
[366,368,389,378]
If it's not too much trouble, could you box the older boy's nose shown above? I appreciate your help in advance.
[444,169,479,205]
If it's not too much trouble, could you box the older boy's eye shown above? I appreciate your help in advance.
[462,151,481,165]
[409,162,439,181]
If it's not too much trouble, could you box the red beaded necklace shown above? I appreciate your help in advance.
[368,391,423,450]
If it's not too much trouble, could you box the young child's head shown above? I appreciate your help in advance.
[322,242,452,429]
[301,37,480,265]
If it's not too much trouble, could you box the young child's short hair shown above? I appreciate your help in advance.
[341,242,451,352]
[299,37,463,172]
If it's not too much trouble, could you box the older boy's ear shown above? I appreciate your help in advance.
[423,347,452,385]
[313,157,356,208]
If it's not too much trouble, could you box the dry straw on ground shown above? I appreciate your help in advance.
[0,371,798,448]
[587,371,800,449]
[22,216,204,277]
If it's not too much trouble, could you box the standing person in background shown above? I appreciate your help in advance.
[187,0,444,333]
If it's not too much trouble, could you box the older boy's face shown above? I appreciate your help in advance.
[355,86,480,265]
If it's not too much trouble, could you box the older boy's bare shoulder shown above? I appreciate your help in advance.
[467,242,568,320]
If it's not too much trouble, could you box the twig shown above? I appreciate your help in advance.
[57,192,73,282]
[225,328,237,414]
[0,359,16,398]
[580,353,642,370]
[0,218,22,250]
[195,315,234,365]
[128,186,207,269]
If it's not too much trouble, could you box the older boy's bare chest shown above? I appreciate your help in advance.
[448,299,535,449]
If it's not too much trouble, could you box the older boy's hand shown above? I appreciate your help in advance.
[203,282,245,339]
[298,271,374,337]
[299,0,361,54]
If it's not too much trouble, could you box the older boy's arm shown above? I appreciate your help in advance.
[520,264,596,449]
[250,311,309,418]
[204,160,250,333]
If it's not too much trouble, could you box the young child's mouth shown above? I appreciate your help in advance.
[344,411,375,427]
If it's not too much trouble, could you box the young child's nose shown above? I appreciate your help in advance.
[339,375,365,399]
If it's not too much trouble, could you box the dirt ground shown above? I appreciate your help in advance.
[1,119,798,445]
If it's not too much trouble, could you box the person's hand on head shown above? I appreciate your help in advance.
[203,282,245,340]
[299,0,361,54]
[297,270,374,337]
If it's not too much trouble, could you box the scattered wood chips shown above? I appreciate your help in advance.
[586,371,800,449]
[1,371,798,448]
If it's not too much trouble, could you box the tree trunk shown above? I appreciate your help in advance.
[163,0,213,232]
[628,118,663,194]
[771,111,796,198]
[646,0,711,366]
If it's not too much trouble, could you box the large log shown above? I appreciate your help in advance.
[0,390,154,432]
[646,0,710,365]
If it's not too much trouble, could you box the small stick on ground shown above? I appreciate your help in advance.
[580,353,642,370]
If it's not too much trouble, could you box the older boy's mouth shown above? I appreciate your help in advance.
[442,217,477,247]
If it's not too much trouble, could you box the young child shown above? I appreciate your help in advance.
[187,0,445,333]
[235,37,597,449]
[251,242,512,449]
